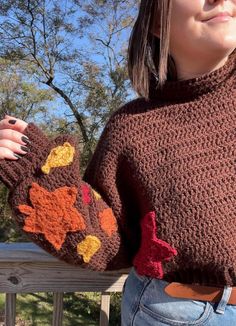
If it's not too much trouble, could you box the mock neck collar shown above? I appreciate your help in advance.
[149,50,236,103]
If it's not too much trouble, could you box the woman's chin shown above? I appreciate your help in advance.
[203,40,236,56]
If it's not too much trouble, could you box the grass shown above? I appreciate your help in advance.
[0,292,121,325]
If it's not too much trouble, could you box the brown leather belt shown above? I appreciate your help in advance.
[164,282,236,304]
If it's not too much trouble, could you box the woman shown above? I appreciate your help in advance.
[0,0,235,325]
[121,0,236,325]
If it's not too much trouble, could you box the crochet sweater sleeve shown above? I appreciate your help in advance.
[0,120,133,271]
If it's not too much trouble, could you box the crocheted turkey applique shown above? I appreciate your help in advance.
[17,182,86,250]
[133,211,177,278]
[41,142,75,174]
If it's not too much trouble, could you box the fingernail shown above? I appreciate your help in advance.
[14,153,22,159]
[8,119,17,125]
[21,146,30,152]
[21,136,31,144]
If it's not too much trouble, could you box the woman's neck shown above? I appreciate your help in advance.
[173,54,230,81]
[148,49,236,103]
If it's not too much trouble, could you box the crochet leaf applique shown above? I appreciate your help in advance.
[82,184,91,205]
[41,142,75,174]
[92,189,101,200]
[17,182,86,250]
[133,211,177,278]
[77,235,101,263]
[98,208,118,237]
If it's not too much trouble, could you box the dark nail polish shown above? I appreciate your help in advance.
[8,119,17,124]
[21,146,29,152]
[21,136,31,144]
[14,153,22,159]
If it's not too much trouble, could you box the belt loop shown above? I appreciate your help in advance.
[215,286,232,314]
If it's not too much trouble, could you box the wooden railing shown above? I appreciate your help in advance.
[0,243,129,326]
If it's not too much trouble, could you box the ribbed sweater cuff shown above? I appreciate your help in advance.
[0,123,52,189]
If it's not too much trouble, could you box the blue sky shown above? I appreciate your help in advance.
[0,1,138,125]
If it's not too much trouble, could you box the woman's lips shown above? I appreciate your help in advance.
[203,12,233,23]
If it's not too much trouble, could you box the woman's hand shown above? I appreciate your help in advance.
[0,114,30,160]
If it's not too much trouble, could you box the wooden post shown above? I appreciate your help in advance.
[100,292,111,326]
[52,292,64,326]
[5,293,16,326]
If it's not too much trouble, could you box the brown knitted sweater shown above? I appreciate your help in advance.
[0,50,235,286]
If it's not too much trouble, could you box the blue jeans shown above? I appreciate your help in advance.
[121,267,236,325]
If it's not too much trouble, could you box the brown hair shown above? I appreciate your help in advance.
[127,0,177,100]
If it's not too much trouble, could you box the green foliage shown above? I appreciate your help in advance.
[0,58,54,120]
[0,292,122,325]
